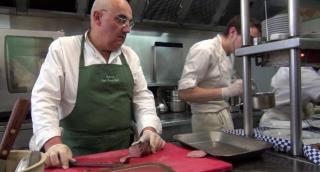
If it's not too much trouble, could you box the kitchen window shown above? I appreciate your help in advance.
[5,36,53,93]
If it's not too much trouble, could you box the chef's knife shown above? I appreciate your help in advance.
[69,160,124,168]
[0,98,31,172]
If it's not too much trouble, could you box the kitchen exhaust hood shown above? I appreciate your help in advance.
[1,0,319,31]
[129,0,287,30]
[0,0,288,30]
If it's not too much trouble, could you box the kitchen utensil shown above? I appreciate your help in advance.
[252,92,275,110]
[168,89,186,112]
[101,163,174,172]
[14,151,41,172]
[173,131,272,160]
[45,143,232,172]
[15,151,42,172]
[0,98,31,172]
[6,150,46,172]
[27,151,42,167]
[156,99,168,114]
[14,155,29,172]
[168,101,185,112]
[69,160,124,168]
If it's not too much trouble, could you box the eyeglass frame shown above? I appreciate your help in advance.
[101,9,135,29]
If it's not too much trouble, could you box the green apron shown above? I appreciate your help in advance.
[60,35,134,156]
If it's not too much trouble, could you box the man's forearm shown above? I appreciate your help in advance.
[178,87,223,102]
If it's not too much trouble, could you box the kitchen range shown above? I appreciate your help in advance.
[1,0,320,171]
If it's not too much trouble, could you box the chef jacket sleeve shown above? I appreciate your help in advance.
[178,45,215,90]
[123,47,162,135]
[301,67,320,102]
[31,39,65,150]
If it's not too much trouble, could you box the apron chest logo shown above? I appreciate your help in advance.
[101,74,119,83]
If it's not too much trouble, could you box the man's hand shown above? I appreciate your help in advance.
[137,129,166,153]
[221,79,243,99]
[45,144,73,169]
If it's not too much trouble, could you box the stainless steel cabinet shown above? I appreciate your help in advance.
[151,42,184,86]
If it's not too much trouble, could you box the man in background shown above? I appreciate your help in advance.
[260,67,320,125]
[178,16,261,132]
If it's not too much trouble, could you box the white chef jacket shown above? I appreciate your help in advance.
[31,32,161,150]
[260,67,320,123]
[178,35,233,113]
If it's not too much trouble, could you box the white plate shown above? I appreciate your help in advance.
[303,139,320,145]
[263,129,320,140]
[308,120,320,128]
[312,114,320,119]
[260,120,310,129]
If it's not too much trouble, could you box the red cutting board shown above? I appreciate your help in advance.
[45,143,232,172]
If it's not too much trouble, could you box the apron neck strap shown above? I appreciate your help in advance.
[119,53,128,66]
[80,34,85,67]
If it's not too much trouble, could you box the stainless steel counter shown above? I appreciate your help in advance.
[158,110,264,141]
[159,111,192,142]
[159,111,191,127]
[231,150,320,171]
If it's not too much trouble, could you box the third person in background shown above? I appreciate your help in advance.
[178,15,261,132]
[260,67,320,125]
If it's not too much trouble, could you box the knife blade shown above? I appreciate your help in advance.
[0,98,31,172]
[69,160,125,168]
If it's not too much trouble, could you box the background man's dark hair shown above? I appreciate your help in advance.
[222,15,261,36]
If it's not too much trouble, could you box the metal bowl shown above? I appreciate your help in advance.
[252,92,275,110]
[168,100,186,112]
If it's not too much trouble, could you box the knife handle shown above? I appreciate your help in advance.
[0,98,30,160]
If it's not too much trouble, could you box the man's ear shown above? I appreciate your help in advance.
[228,26,238,41]
[93,11,102,26]
[228,26,239,39]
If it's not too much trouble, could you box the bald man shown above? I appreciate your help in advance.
[31,0,165,168]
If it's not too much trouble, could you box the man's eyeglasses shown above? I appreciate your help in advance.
[101,10,135,29]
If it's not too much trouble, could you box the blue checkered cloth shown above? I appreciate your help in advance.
[225,128,320,165]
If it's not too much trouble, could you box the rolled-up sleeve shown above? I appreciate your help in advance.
[31,39,65,150]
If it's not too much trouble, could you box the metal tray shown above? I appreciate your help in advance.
[173,131,272,160]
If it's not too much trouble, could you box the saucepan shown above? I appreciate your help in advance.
[168,90,186,112]
[252,92,275,110]
[229,92,275,110]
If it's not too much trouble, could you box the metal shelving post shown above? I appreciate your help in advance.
[238,0,303,156]
[240,0,253,137]
[288,0,302,156]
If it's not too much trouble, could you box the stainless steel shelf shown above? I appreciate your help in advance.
[235,37,320,57]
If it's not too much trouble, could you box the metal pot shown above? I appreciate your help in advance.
[252,92,275,110]
[170,90,179,97]
[168,100,186,112]
[168,89,186,112]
